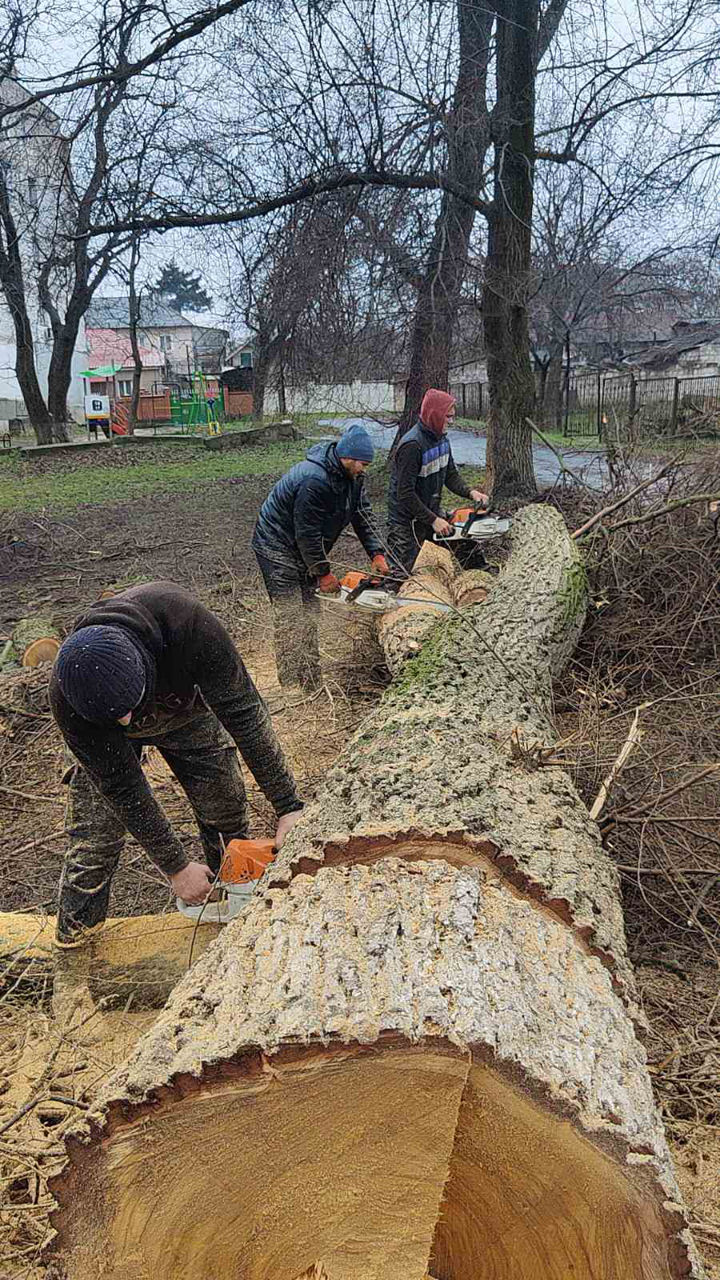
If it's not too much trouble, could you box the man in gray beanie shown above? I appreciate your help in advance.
[49,581,303,1034]
[252,422,388,689]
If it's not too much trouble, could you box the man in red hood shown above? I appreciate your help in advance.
[386,388,488,574]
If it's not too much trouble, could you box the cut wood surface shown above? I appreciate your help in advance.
[46,506,704,1280]
[12,615,61,667]
[377,541,495,673]
[0,912,222,1008]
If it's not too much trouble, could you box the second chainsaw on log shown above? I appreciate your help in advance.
[316,570,453,614]
[433,506,512,545]
[176,838,276,923]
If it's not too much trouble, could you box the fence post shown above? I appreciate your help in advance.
[628,371,636,436]
[479,382,483,417]
[461,383,466,418]
[596,371,602,440]
[670,378,680,434]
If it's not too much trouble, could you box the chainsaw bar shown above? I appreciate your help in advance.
[433,510,512,543]
[317,584,452,613]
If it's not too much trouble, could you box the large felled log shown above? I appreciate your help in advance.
[271,505,629,992]
[46,507,704,1280]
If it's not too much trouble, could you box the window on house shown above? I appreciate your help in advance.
[90,381,106,394]
[240,350,252,368]
[118,378,132,397]
[160,334,172,351]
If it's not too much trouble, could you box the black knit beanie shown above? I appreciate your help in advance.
[54,625,148,724]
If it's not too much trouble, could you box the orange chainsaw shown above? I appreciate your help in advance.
[316,570,453,614]
[176,838,276,923]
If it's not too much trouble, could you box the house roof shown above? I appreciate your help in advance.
[227,337,255,360]
[86,296,190,329]
[623,322,720,371]
[191,325,229,355]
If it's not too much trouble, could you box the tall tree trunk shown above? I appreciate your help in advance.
[252,337,272,422]
[398,2,493,432]
[13,308,56,444]
[127,239,142,435]
[45,326,77,437]
[542,341,565,429]
[0,174,58,444]
[483,0,538,500]
[48,508,703,1280]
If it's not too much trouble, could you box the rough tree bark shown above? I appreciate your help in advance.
[483,0,539,499]
[46,506,704,1280]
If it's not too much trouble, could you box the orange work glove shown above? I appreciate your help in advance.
[371,554,390,575]
[317,572,341,594]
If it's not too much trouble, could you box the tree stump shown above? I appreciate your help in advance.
[46,507,704,1280]
[12,615,61,667]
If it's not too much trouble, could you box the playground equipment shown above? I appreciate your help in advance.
[170,372,222,435]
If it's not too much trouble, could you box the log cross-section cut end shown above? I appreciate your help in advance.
[46,861,704,1280]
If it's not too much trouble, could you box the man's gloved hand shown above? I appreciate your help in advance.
[275,809,303,849]
[170,861,214,905]
[317,572,341,594]
[371,554,390,575]
[432,516,453,537]
[470,489,489,506]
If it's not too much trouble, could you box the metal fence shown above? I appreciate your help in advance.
[451,372,720,439]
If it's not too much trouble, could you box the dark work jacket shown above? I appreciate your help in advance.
[251,442,383,576]
[49,582,302,875]
[387,421,471,527]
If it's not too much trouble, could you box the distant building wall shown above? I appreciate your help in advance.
[265,380,394,415]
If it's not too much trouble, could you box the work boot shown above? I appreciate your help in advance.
[52,945,107,1045]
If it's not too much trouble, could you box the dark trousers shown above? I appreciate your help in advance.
[387,520,489,576]
[56,712,249,946]
[254,550,322,689]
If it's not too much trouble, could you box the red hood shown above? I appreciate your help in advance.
[420,388,456,435]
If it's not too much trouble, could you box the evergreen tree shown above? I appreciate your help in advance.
[152,260,212,312]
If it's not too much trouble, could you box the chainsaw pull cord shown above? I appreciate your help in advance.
[187,834,226,970]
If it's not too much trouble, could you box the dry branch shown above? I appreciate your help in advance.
[589,705,644,820]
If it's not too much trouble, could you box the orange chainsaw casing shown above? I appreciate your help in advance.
[220,838,276,885]
[340,570,367,590]
[450,506,477,523]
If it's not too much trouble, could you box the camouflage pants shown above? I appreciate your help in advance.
[254,550,322,689]
[56,712,249,946]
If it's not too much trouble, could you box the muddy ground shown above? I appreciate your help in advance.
[0,473,385,919]
[0,461,718,1276]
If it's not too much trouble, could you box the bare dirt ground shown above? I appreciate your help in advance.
[0,469,718,1277]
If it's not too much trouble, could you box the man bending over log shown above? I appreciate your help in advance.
[387,388,488,575]
[252,422,389,690]
[49,581,303,1029]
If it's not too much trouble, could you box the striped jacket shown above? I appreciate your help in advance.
[387,420,470,526]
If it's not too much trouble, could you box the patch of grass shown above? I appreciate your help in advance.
[0,441,306,514]
[453,414,602,450]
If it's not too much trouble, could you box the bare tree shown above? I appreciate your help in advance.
[6,0,716,487]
